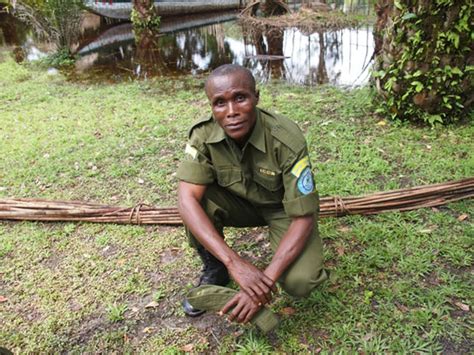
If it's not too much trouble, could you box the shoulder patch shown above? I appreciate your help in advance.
[188,116,213,138]
[185,143,198,159]
[291,156,310,177]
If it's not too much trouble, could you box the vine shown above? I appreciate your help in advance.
[373,0,473,125]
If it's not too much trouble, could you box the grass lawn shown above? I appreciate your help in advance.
[0,55,473,353]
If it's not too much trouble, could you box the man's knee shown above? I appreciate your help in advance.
[280,275,314,298]
[280,268,328,298]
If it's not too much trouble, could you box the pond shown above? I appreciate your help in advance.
[0,2,374,87]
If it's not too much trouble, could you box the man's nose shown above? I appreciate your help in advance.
[226,102,237,117]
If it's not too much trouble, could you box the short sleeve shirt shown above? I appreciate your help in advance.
[176,108,319,217]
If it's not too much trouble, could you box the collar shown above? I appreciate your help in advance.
[247,109,266,153]
[206,118,226,144]
[205,108,266,154]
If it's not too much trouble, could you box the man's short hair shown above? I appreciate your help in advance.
[205,64,256,93]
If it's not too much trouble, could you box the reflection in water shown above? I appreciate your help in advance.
[1,9,374,87]
[74,18,373,86]
[0,13,29,47]
[230,24,373,86]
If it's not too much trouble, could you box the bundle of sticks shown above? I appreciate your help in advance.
[0,178,472,225]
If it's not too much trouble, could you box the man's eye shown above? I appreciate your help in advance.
[215,100,225,106]
[236,95,245,102]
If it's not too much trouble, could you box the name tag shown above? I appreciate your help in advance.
[259,168,276,176]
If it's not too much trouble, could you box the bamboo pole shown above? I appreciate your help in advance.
[0,178,472,225]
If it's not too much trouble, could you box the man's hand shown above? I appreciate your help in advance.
[220,291,262,324]
[227,258,276,305]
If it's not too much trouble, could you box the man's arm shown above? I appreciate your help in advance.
[221,215,313,323]
[264,215,313,282]
[178,181,276,305]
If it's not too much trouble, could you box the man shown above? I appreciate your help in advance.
[177,64,327,324]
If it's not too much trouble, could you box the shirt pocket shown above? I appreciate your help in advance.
[253,170,283,192]
[216,166,242,187]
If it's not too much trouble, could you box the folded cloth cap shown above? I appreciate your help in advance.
[186,285,279,333]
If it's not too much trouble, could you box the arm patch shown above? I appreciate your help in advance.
[291,156,310,177]
[185,144,198,159]
[297,167,314,195]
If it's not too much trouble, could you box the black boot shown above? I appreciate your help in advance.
[182,246,230,317]
[196,246,230,286]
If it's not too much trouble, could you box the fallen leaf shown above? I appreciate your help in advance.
[138,178,145,184]
[431,207,440,212]
[454,301,470,312]
[315,348,322,353]
[145,301,159,309]
[233,330,244,337]
[181,344,194,352]
[0,296,8,303]
[281,307,296,315]
[457,214,468,221]
[254,233,265,243]
[395,302,409,313]
[363,333,375,341]
[336,246,345,256]
[337,225,351,233]
[142,327,154,334]
[377,120,387,126]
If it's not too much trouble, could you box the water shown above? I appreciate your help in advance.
[0,4,374,87]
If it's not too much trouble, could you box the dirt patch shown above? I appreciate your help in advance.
[422,270,443,287]
[439,337,473,354]
[159,247,182,265]
[231,227,273,268]
[444,264,473,277]
[70,313,108,347]
[100,244,118,258]
[43,253,62,270]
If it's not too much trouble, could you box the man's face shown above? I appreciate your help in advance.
[206,72,259,146]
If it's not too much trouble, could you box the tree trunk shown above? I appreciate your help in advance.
[132,0,156,21]
[373,0,472,123]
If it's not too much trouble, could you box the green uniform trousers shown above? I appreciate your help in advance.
[186,184,328,298]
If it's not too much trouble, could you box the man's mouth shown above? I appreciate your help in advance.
[226,121,245,130]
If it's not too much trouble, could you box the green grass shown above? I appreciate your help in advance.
[0,56,473,353]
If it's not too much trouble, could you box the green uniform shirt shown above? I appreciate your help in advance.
[176,108,319,217]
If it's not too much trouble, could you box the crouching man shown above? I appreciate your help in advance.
[177,64,328,324]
